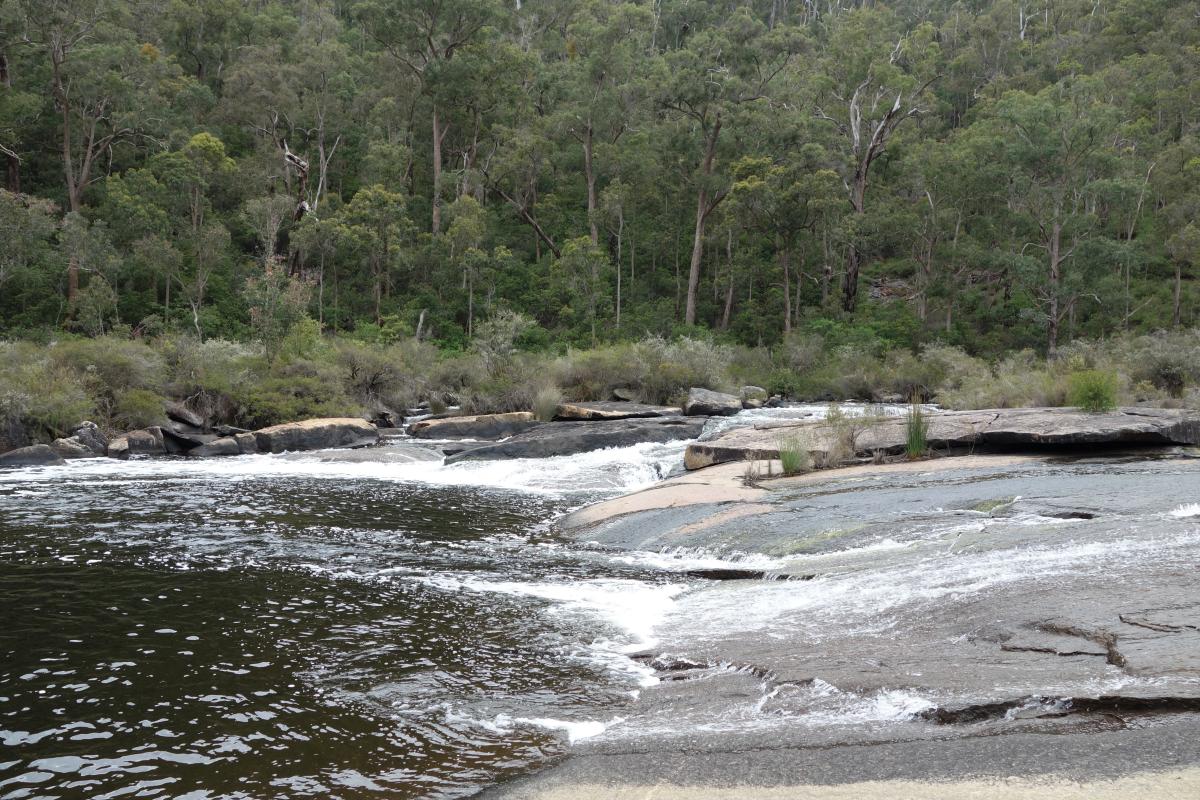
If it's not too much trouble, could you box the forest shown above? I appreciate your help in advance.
[2,0,1200,436]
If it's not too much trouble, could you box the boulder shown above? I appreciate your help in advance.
[215,424,251,437]
[554,401,680,421]
[611,387,638,402]
[107,427,167,459]
[253,417,380,454]
[189,436,241,457]
[0,444,65,467]
[408,412,540,440]
[165,401,206,430]
[683,388,742,417]
[683,406,1200,470]
[445,417,706,463]
[234,432,258,454]
[68,421,108,455]
[369,408,402,429]
[742,398,765,410]
[741,385,768,402]
[51,437,100,459]
[162,427,213,453]
[51,421,108,458]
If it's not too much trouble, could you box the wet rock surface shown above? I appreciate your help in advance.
[553,401,679,421]
[686,406,1200,469]
[253,417,380,453]
[408,411,541,440]
[533,453,1200,792]
[445,417,706,463]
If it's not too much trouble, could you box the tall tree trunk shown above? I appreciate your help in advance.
[0,51,18,192]
[614,212,623,329]
[1174,260,1183,328]
[584,124,598,245]
[842,170,867,313]
[780,240,792,335]
[1047,221,1062,358]
[685,116,723,326]
[431,105,444,234]
[721,227,734,330]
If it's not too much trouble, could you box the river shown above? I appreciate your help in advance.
[2,406,1197,799]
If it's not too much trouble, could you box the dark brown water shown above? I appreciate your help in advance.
[0,453,687,799]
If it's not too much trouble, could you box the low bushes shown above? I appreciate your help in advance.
[1067,369,1119,413]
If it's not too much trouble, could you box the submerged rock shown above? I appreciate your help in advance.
[253,417,380,454]
[408,412,540,440]
[683,388,742,417]
[554,401,679,421]
[0,444,65,467]
[445,416,706,463]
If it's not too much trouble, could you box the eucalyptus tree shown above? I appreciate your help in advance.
[354,0,501,234]
[660,7,802,326]
[983,80,1117,356]
[546,0,652,245]
[13,0,174,303]
[811,11,940,312]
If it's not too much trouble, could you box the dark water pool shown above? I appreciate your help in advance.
[0,458,674,799]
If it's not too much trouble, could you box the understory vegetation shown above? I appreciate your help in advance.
[3,324,1198,447]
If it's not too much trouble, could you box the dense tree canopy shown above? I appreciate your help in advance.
[1,0,1197,356]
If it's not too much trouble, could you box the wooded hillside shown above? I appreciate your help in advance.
[1,0,1196,355]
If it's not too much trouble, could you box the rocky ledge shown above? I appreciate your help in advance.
[685,406,1200,469]
[445,416,706,463]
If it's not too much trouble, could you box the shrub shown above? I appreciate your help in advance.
[1067,369,1118,412]
[239,374,360,428]
[778,435,811,476]
[113,388,168,430]
[905,398,929,459]
[533,384,562,422]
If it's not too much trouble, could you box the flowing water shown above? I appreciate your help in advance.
[3,406,1194,798]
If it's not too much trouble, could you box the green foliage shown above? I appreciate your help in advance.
[905,399,929,460]
[1067,370,1119,413]
[532,384,563,422]
[112,388,168,430]
[778,436,811,476]
[239,371,359,429]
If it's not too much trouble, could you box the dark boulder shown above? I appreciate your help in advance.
[445,417,706,463]
[0,444,65,467]
[409,412,541,440]
[162,427,214,453]
[51,421,108,458]
[253,417,380,454]
[683,388,742,417]
[69,421,108,454]
[189,436,241,457]
[165,402,206,430]
[215,424,251,437]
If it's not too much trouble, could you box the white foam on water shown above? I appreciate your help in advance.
[1168,503,1200,518]
[443,709,622,743]
[419,574,689,685]
[0,440,690,499]
[661,528,1198,645]
[607,547,786,573]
